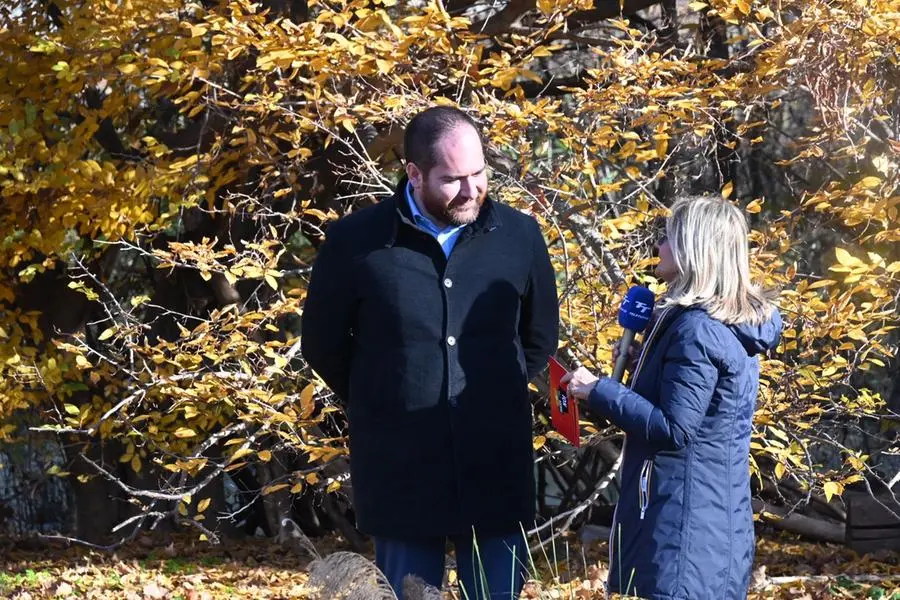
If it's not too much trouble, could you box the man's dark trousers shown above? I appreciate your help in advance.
[375,531,527,599]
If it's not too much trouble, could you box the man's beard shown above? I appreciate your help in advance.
[421,185,487,227]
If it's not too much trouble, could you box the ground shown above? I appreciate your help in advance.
[0,531,897,599]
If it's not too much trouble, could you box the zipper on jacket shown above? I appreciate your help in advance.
[630,311,672,522]
[607,307,671,572]
[608,438,627,571]
[639,458,653,520]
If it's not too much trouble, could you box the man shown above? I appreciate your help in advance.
[301,106,559,599]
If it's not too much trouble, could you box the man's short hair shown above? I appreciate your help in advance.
[404,106,481,174]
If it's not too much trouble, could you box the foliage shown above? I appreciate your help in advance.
[0,533,897,598]
[0,0,897,541]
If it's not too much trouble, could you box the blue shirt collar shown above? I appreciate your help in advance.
[405,183,465,235]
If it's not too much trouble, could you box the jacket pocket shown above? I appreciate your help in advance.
[639,458,654,520]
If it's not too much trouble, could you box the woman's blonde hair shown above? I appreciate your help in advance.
[661,195,775,325]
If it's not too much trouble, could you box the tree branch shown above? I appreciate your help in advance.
[467,0,665,36]
[516,74,594,97]
[568,0,665,28]
[470,0,532,34]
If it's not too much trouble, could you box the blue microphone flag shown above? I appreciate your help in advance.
[618,286,655,333]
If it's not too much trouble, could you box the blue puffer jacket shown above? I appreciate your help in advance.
[588,306,782,600]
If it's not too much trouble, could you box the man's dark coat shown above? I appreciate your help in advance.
[301,178,559,538]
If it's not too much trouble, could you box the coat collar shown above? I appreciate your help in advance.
[382,175,502,248]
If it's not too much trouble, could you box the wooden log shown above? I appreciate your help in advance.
[752,499,845,543]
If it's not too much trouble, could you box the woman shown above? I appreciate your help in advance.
[563,196,782,600]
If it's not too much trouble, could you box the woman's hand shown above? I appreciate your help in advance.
[613,340,642,373]
[560,367,600,401]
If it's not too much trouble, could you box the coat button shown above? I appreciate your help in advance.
[447,336,456,346]
[443,278,453,288]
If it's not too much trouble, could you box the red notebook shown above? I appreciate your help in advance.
[548,356,580,447]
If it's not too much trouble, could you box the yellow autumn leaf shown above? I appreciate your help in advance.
[375,59,394,74]
[822,481,843,502]
[655,137,668,159]
[299,383,316,419]
[721,182,734,199]
[230,446,254,462]
[519,69,543,84]
[258,450,272,462]
[847,455,867,470]
[533,435,546,450]
[858,176,881,188]
[807,279,836,290]
[174,427,197,438]
[847,329,866,341]
[262,483,289,496]
[169,155,199,171]
[835,248,864,267]
[756,6,775,20]
[130,295,151,307]
[197,498,211,513]
[98,327,116,341]
[326,480,341,493]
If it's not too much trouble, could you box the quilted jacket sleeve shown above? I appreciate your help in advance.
[587,319,722,451]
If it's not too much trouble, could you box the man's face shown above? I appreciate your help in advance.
[406,124,488,227]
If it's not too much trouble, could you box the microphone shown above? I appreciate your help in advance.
[612,286,655,382]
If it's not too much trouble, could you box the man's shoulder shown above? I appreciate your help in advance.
[325,196,395,240]
[491,201,541,234]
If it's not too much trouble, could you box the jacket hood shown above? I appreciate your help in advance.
[728,308,783,356]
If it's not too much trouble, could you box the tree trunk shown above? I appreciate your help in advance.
[257,460,292,539]
[65,439,129,544]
